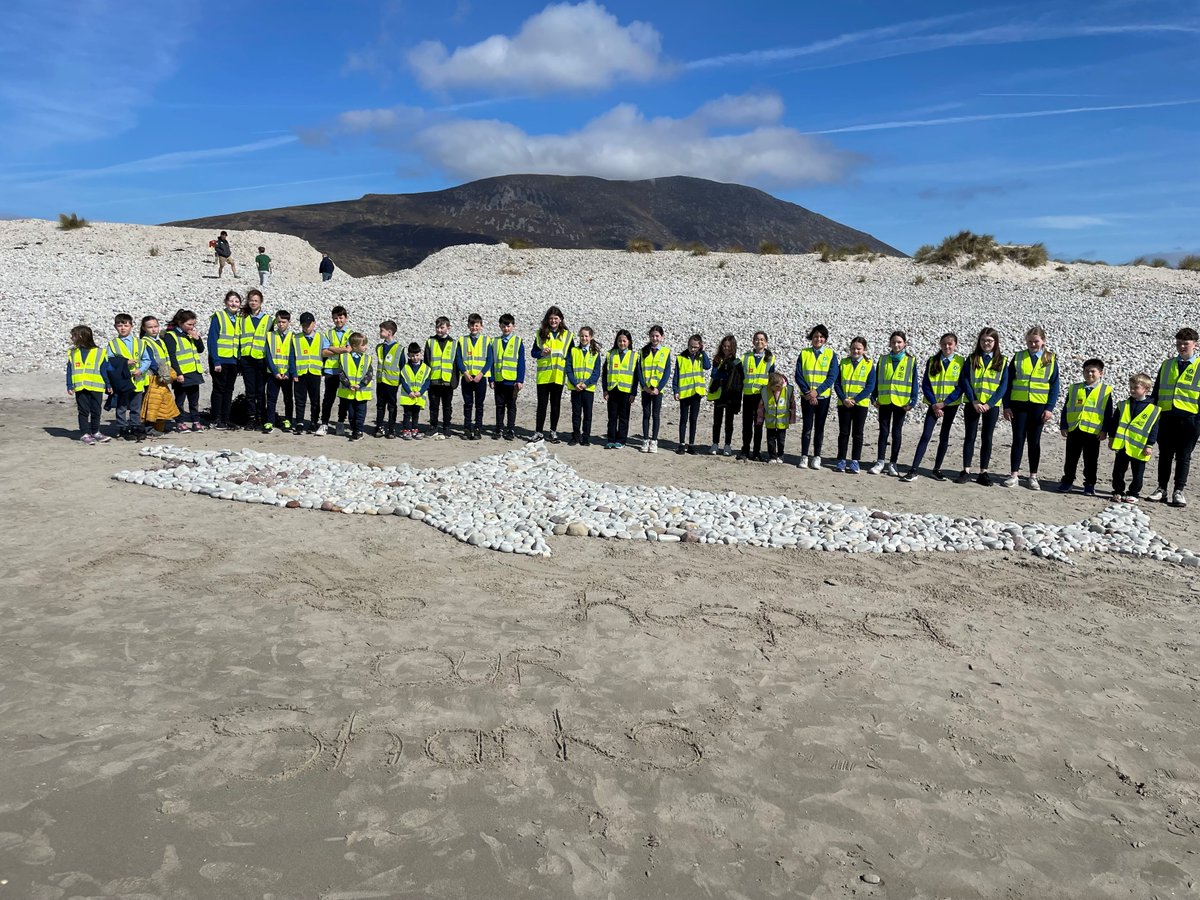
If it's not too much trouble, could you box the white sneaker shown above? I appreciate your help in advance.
[1174,489,1187,507]
[1147,486,1166,502]
[313,423,328,436]
[810,455,822,470]
[709,443,720,455]
[651,440,659,453]
[868,460,885,475]
[797,455,809,469]
[885,462,899,477]
[1003,474,1019,488]
[1028,475,1041,491]
[640,440,651,453]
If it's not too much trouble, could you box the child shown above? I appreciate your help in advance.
[638,325,672,453]
[456,313,492,440]
[795,324,838,470]
[164,309,205,432]
[336,332,373,442]
[567,326,602,446]
[531,305,573,443]
[958,327,1008,486]
[739,331,775,461]
[399,342,431,440]
[833,336,875,473]
[707,334,741,456]
[758,371,796,464]
[374,320,402,439]
[1003,325,1059,490]
[1057,358,1113,497]
[1110,373,1161,503]
[207,290,242,430]
[238,289,273,432]
[901,333,964,482]
[264,310,297,433]
[317,305,351,435]
[489,313,525,441]
[603,329,638,449]
[869,331,918,475]
[138,315,178,434]
[255,246,271,287]
[1148,327,1200,507]
[673,333,710,454]
[102,313,148,440]
[425,316,457,440]
[293,312,324,434]
[67,325,111,443]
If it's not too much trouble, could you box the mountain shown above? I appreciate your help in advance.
[167,174,903,276]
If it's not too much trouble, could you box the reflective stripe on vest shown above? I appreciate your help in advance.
[1010,350,1055,404]
[324,328,349,373]
[838,357,873,406]
[494,335,522,382]
[213,309,241,359]
[266,331,293,374]
[928,354,964,406]
[606,350,635,393]
[458,334,490,377]
[800,346,835,398]
[742,352,771,394]
[570,346,599,392]
[106,337,148,391]
[296,333,323,376]
[762,384,792,428]
[375,343,402,386]
[145,336,169,373]
[427,337,455,383]
[876,353,915,406]
[70,348,105,392]
[1157,357,1200,414]
[676,354,707,399]
[167,331,202,376]
[536,330,572,385]
[239,315,272,359]
[1064,382,1111,434]
[1110,400,1161,462]
[400,363,430,407]
[337,353,373,401]
[970,354,1005,405]
[641,345,671,389]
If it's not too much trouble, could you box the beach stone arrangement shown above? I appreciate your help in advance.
[115,444,1196,565]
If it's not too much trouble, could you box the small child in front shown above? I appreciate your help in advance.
[1110,373,1161,503]
[400,342,431,440]
[758,371,796,464]
[337,332,374,442]
[67,325,112,443]
[1057,357,1113,497]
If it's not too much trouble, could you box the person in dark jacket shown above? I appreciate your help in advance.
[319,253,335,281]
[707,334,741,455]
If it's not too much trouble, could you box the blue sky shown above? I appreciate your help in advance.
[2,0,1197,261]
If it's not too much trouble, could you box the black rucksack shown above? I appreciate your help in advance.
[215,238,231,258]
[229,393,249,426]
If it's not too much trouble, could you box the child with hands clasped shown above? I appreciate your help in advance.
[673,334,710,454]
[833,336,875,473]
[1056,358,1113,497]
[293,312,324,434]
[957,327,1007,485]
[138,315,178,434]
[638,325,672,453]
[795,324,837,470]
[1110,374,1161,503]
[164,309,205,432]
[336,332,373,442]
[374,320,402,439]
[738,331,775,462]
[103,313,149,440]
[399,342,432,440]
[489,313,525,441]
[706,335,741,456]
[603,329,638,449]
[456,313,492,440]
[567,326,602,446]
[757,371,797,464]
[900,332,964,483]
[264,310,297,433]
[67,325,112,444]
[1003,326,1060,490]
[869,331,919,475]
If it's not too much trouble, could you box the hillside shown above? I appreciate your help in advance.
[166,174,904,275]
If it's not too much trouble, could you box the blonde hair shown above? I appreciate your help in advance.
[769,371,786,390]
[1130,373,1153,390]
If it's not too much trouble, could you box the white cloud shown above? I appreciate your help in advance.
[408,1,665,93]
[1030,215,1111,229]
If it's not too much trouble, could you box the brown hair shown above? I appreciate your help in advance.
[70,325,96,350]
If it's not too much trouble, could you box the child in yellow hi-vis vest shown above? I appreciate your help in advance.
[1056,357,1113,497]
[1110,373,1161,503]
[757,371,796,464]
[374,320,402,439]
[67,325,112,444]
[400,342,431,441]
[337,332,374,442]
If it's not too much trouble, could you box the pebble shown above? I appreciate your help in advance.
[861,873,882,885]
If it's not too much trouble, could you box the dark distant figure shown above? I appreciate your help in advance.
[215,231,237,278]
[319,253,335,282]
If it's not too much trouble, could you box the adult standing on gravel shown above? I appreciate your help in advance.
[319,253,335,281]
[1148,326,1200,508]
[208,290,243,429]
[214,231,237,278]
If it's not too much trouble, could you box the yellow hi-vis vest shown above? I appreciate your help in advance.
[323,328,350,373]
[400,362,430,407]
[927,354,964,406]
[640,345,671,390]
[800,346,835,398]
[239,314,272,360]
[838,357,873,407]
[375,342,402,386]
[70,347,105,392]
[144,336,169,376]
[606,349,635,393]
[1064,382,1112,434]
[458,334,490,377]
[569,345,599,392]
[1157,357,1200,414]
[266,330,293,375]
[167,331,203,376]
[426,336,455,384]
[969,354,1006,405]
[742,351,771,395]
[876,353,915,406]
[493,335,523,382]
[535,329,572,385]
[676,353,708,399]
[212,309,241,360]
[762,384,792,428]
[336,352,373,401]
[1010,350,1055,404]
[295,333,323,376]
[1110,400,1161,462]
[106,336,149,391]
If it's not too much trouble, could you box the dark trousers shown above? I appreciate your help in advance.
[1008,401,1048,473]
[1063,429,1102,486]
[678,395,701,445]
[571,389,595,438]
[963,404,1000,469]
[266,377,294,424]
[606,390,632,443]
[376,383,398,428]
[1157,412,1200,490]
[800,396,830,456]
[493,382,518,432]
[461,378,487,428]
[211,362,239,424]
[321,372,341,424]
[641,391,662,439]
[1113,450,1147,496]
[910,405,959,470]
[172,384,200,424]
[75,390,102,434]
[345,398,368,434]
[712,403,737,445]
[240,358,267,424]
[837,404,868,461]
[401,405,421,429]
[536,382,564,432]
[295,373,322,425]
[741,394,763,455]
[767,427,787,458]
[428,383,454,434]
[876,404,907,462]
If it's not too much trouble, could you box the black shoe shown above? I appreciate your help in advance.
[899,469,917,483]
[933,468,945,481]
[568,434,578,446]
[492,430,502,440]
[504,431,515,441]
[977,472,993,487]
[955,470,970,484]
[373,428,385,438]
[350,431,364,442]
[213,421,228,430]
[122,430,140,442]
[1056,481,1073,493]
[244,421,258,432]
[675,445,685,455]
[385,429,396,440]
[581,436,591,446]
